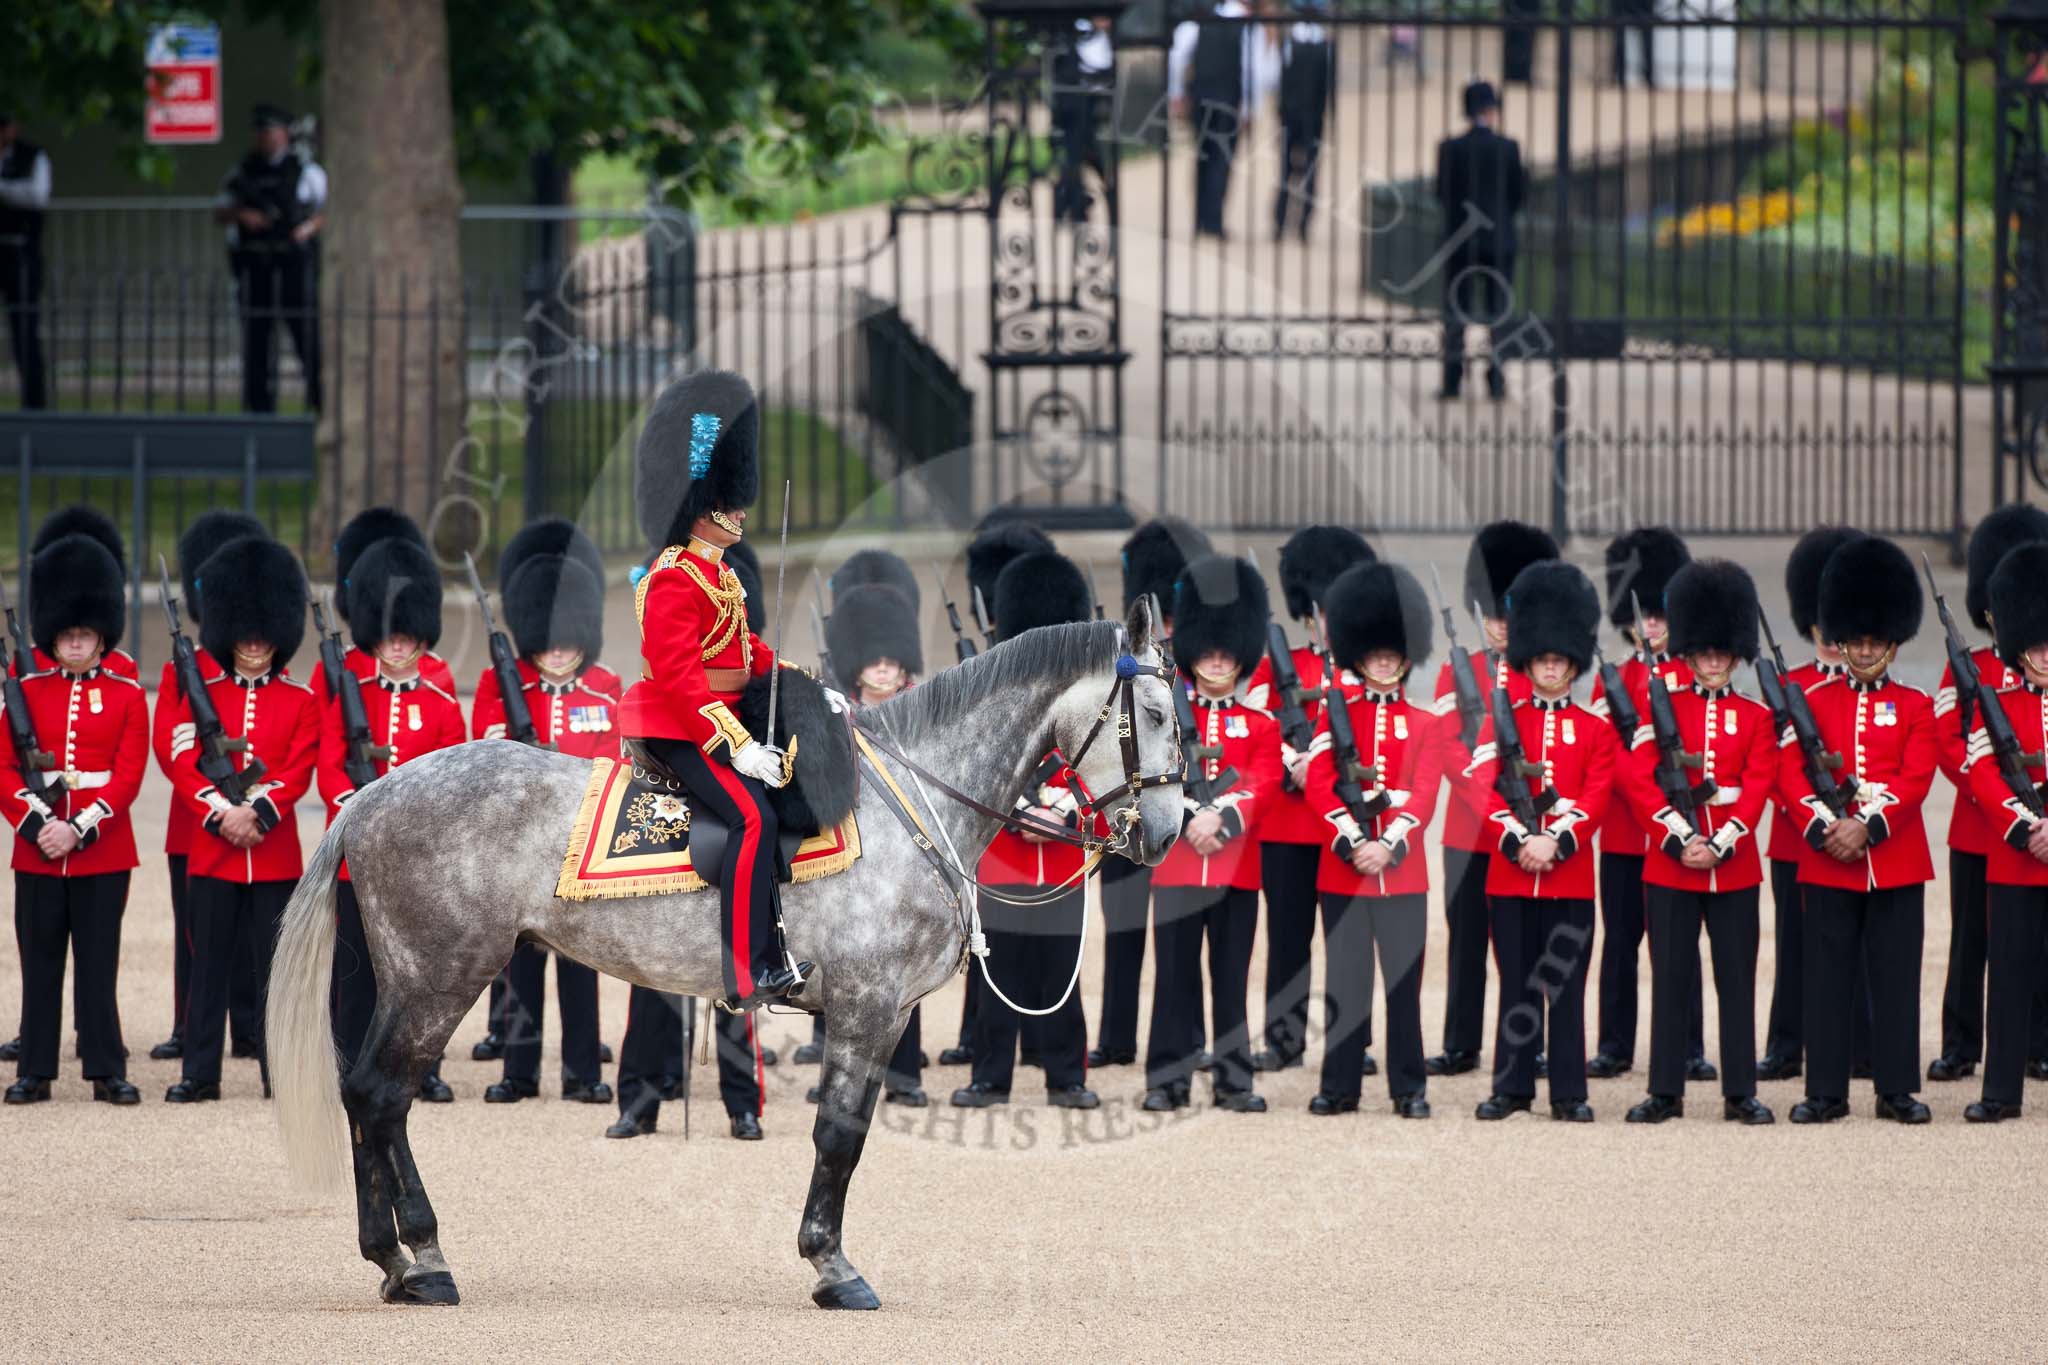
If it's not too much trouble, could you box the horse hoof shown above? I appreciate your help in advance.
[397,1268,461,1306]
[812,1274,879,1310]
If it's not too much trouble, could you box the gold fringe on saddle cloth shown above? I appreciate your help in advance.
[555,756,860,902]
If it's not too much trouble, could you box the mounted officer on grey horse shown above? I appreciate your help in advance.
[266,368,1186,1311]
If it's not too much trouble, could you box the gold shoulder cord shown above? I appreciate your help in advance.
[637,546,750,667]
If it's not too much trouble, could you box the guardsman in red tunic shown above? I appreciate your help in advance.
[1962,540,2048,1122]
[163,535,321,1103]
[1757,526,1862,1080]
[148,510,268,1065]
[18,508,141,681]
[316,536,468,1100]
[1463,560,1617,1122]
[1613,560,1777,1125]
[1931,506,2048,1085]
[473,518,619,1107]
[1093,517,1211,1071]
[1778,535,1937,1125]
[1588,526,1710,1083]
[1242,524,1373,1078]
[1304,562,1443,1117]
[951,551,1103,1113]
[1143,555,1284,1114]
[0,532,147,1105]
[1426,519,1553,1077]
[309,506,459,700]
[618,370,803,1012]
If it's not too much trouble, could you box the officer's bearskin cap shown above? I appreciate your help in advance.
[1504,559,1600,674]
[995,550,1091,645]
[966,522,1054,622]
[1170,554,1270,678]
[1278,525,1375,623]
[345,537,443,651]
[1326,562,1434,671]
[826,584,922,693]
[504,553,605,663]
[29,534,125,656]
[197,536,308,666]
[334,506,426,590]
[1991,542,2048,667]
[1818,535,1921,647]
[34,506,127,579]
[1665,559,1759,663]
[1967,504,2048,633]
[635,369,761,551]
[1603,525,1691,630]
[832,549,921,614]
[1464,520,1558,619]
[500,517,604,596]
[1785,524,1861,641]
[177,511,267,622]
[1121,517,1214,617]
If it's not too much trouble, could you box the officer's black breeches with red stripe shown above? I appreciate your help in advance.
[647,738,782,1004]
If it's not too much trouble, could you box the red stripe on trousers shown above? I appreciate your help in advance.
[701,754,764,999]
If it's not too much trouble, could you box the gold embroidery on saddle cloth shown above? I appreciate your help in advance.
[611,791,690,854]
[556,757,860,902]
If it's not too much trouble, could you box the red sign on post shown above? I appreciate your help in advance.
[145,23,222,145]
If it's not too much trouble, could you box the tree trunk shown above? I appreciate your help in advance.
[313,0,467,572]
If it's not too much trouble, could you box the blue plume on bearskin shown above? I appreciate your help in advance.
[504,554,605,662]
[1785,525,1861,641]
[825,584,922,692]
[1818,535,1921,647]
[1170,554,1270,678]
[1326,562,1433,670]
[1464,520,1558,618]
[334,506,425,588]
[178,511,267,621]
[1991,541,2048,667]
[344,538,443,651]
[736,666,856,836]
[1966,504,2048,633]
[1278,525,1374,622]
[1664,559,1759,662]
[1603,526,1690,629]
[994,550,1091,644]
[34,506,126,576]
[197,536,308,666]
[1120,517,1212,616]
[831,549,921,614]
[1504,559,1599,673]
[29,533,126,655]
[635,369,760,551]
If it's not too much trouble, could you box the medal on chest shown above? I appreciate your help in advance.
[570,704,612,734]
[1874,699,1897,728]
[88,687,103,715]
[1561,717,1576,745]
[1393,713,1408,741]
[1225,714,1249,740]
[408,703,423,732]
[1724,708,1737,735]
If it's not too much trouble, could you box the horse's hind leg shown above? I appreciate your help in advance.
[800,1001,901,1310]
[340,1012,410,1299]
[348,993,471,1306]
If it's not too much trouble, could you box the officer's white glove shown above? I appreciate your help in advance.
[822,686,850,715]
[733,741,790,789]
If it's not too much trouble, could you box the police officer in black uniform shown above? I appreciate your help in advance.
[216,104,325,413]
[1170,1,1267,239]
[0,111,49,409]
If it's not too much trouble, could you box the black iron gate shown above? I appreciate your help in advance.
[1143,3,1970,543]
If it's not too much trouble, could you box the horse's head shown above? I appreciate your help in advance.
[1052,596,1183,867]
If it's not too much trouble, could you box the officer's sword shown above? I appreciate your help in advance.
[766,480,791,745]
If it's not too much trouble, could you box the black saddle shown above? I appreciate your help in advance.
[624,740,804,889]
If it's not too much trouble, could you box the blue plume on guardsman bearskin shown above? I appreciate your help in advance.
[29,533,126,656]
[197,536,309,666]
[635,369,761,551]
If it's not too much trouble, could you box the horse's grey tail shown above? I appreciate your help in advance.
[266,798,353,1195]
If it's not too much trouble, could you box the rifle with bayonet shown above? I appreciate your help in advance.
[1428,565,1485,750]
[972,585,996,652]
[1307,607,1388,825]
[1633,592,1713,835]
[1757,613,1857,818]
[1592,645,1643,746]
[934,562,976,661]
[464,552,543,748]
[1172,683,1238,808]
[1263,621,1320,791]
[1489,680,1559,834]
[1924,554,2046,819]
[0,573,57,805]
[311,588,392,791]
[161,557,266,806]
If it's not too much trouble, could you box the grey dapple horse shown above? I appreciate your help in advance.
[266,606,1182,1310]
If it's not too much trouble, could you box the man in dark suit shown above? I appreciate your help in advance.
[1433,80,1524,402]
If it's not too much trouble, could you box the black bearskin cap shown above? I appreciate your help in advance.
[825,584,922,693]
[1278,525,1375,622]
[500,517,604,596]
[1604,526,1691,629]
[334,507,425,589]
[1122,517,1214,619]
[1665,559,1760,663]
[1464,520,1558,619]
[1786,525,1861,641]
[1504,560,1600,674]
[34,506,126,576]
[1818,535,1921,647]
[177,511,267,621]
[1326,562,1434,671]
[967,522,1054,623]
[994,550,1091,644]
[635,369,761,551]
[831,549,921,614]
[196,536,307,665]
[1967,504,2048,633]
[505,555,605,662]
[1991,542,2048,667]
[345,538,443,651]
[29,534,125,655]
[1170,555,1270,678]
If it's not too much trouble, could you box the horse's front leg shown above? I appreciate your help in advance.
[799,999,899,1310]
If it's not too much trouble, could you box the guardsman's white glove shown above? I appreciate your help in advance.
[733,741,790,789]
